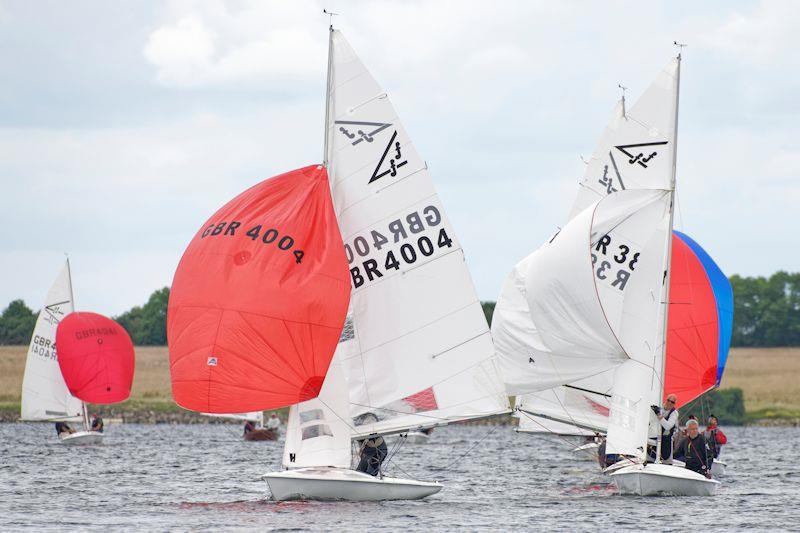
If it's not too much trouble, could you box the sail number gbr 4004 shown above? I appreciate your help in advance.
[346,204,454,289]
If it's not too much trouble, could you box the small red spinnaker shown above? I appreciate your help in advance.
[56,312,135,404]
[167,165,351,413]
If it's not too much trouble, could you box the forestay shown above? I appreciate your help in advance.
[20,261,83,422]
[325,29,509,438]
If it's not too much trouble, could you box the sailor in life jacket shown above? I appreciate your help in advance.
[648,393,679,462]
[704,414,728,458]
[266,413,281,431]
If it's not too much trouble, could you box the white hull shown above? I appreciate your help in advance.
[610,463,719,496]
[404,431,430,444]
[263,467,441,501]
[59,431,104,445]
[571,441,599,460]
[711,459,727,477]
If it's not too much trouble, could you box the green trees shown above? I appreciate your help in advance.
[0,300,38,345]
[730,272,800,347]
[114,287,170,345]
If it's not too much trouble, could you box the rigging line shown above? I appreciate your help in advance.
[444,423,502,471]
[564,384,613,398]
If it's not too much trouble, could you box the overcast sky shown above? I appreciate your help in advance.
[1,0,798,316]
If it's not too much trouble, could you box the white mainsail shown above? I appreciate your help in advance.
[325,29,509,438]
[570,58,679,218]
[20,261,83,422]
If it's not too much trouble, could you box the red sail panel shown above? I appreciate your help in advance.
[167,165,350,413]
[56,312,135,404]
[663,234,719,408]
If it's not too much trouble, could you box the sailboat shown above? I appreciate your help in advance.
[493,53,721,496]
[202,411,278,441]
[168,23,509,502]
[19,260,99,445]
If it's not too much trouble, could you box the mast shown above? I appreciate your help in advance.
[654,53,681,463]
[66,256,89,431]
[322,23,334,167]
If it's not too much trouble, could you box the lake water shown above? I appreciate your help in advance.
[1,423,798,531]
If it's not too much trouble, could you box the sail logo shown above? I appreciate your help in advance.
[207,357,218,366]
[591,233,640,291]
[598,152,627,194]
[369,130,408,184]
[614,141,668,169]
[43,300,69,326]
[335,120,392,146]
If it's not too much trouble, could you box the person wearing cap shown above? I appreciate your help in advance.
[90,413,104,433]
[704,414,728,458]
[356,434,388,476]
[674,418,714,478]
[649,393,680,462]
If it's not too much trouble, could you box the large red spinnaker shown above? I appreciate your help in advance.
[167,165,351,413]
[663,234,719,408]
[56,312,135,404]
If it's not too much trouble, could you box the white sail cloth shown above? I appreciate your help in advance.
[201,412,263,424]
[20,262,83,422]
[569,58,679,218]
[283,352,352,469]
[325,29,509,438]
[515,371,614,435]
[495,189,671,395]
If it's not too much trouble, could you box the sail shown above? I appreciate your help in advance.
[167,165,351,413]
[569,58,679,218]
[516,371,613,435]
[495,189,670,394]
[325,29,509,437]
[56,312,135,404]
[663,232,733,406]
[20,262,83,421]
[283,352,352,469]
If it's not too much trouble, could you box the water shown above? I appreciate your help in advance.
[1,423,798,531]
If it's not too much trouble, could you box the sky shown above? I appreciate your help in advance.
[1,0,798,316]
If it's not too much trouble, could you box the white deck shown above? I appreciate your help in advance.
[609,462,719,496]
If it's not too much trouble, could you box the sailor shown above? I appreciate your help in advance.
[356,434,388,476]
[54,421,75,437]
[90,413,104,433]
[649,393,679,462]
[596,437,621,469]
[243,420,256,435]
[674,418,714,478]
[266,413,281,431]
[704,414,728,458]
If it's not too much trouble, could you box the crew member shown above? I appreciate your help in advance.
[649,393,679,462]
[674,418,714,478]
[356,434,388,476]
[243,420,256,435]
[54,422,75,437]
[704,414,728,458]
[90,413,104,433]
[266,413,281,431]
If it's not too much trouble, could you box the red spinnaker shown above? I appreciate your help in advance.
[167,165,351,413]
[56,312,135,404]
[664,234,719,408]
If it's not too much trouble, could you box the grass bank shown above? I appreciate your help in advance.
[2,345,799,424]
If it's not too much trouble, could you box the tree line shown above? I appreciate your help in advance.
[1,271,799,346]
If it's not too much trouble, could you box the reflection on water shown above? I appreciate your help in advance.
[1,423,799,530]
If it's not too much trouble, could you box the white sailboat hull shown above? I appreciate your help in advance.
[58,431,104,445]
[404,431,430,444]
[610,463,719,496]
[711,459,727,477]
[263,467,441,501]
